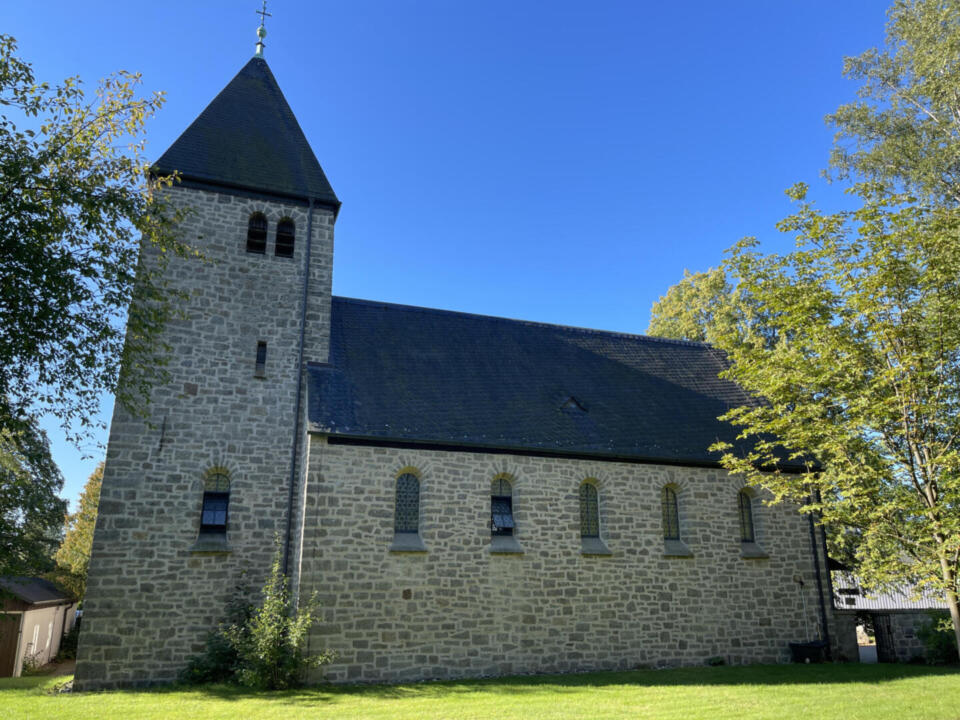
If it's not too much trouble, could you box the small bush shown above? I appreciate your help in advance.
[180,541,334,689]
[21,651,46,676]
[916,612,959,665]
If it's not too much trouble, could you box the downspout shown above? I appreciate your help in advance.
[807,500,832,657]
[283,197,314,576]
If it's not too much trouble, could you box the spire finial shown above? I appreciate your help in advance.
[254,1,272,57]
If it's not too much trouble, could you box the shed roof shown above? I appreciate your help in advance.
[307,297,798,468]
[0,577,73,606]
[152,57,339,208]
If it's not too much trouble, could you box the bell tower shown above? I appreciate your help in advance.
[75,24,339,689]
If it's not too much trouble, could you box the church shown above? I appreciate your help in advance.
[74,32,838,690]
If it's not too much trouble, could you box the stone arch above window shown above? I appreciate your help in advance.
[246,212,267,254]
[275,218,295,258]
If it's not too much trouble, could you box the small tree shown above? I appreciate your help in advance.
[53,462,103,599]
[220,545,332,689]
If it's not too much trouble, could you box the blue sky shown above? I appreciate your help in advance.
[7,1,890,509]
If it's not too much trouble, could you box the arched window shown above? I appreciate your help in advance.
[394,473,420,534]
[246,212,267,254]
[579,482,600,538]
[491,477,514,536]
[275,218,295,258]
[662,486,680,541]
[738,490,755,543]
[201,469,231,534]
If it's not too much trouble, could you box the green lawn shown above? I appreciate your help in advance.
[3,664,960,720]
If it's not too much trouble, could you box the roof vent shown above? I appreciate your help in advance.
[560,396,587,413]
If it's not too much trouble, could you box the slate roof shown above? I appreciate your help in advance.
[0,577,73,605]
[153,57,339,208]
[307,297,793,468]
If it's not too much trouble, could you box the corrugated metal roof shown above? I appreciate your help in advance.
[832,572,948,611]
[307,297,799,467]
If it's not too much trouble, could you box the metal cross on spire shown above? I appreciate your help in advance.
[254,1,272,57]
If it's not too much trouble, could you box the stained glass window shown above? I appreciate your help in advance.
[738,491,755,543]
[275,219,295,258]
[394,473,420,533]
[246,212,267,254]
[662,486,680,541]
[579,483,599,538]
[491,478,514,536]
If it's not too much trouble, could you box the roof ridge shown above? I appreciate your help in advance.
[331,295,715,349]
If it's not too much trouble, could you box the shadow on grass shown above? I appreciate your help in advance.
[147,663,960,707]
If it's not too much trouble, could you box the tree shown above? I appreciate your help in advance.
[53,462,103,599]
[647,268,735,344]
[0,418,66,576]
[828,0,960,203]
[711,182,960,652]
[0,34,188,450]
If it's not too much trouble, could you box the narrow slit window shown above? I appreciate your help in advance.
[662,486,680,541]
[394,473,420,533]
[275,219,295,258]
[738,491,755,543]
[254,341,267,377]
[579,482,600,538]
[491,477,514,536]
[246,213,267,254]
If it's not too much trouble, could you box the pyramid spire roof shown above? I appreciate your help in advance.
[153,57,339,209]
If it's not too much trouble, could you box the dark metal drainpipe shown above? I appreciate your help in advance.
[807,498,832,656]
[283,197,314,576]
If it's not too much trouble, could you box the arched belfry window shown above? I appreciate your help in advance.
[394,473,420,534]
[579,482,600,538]
[275,218,295,258]
[662,486,680,541]
[491,477,514,536]
[246,212,267,254]
[738,490,755,543]
[201,469,231,534]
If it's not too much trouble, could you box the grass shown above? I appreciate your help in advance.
[3,664,960,720]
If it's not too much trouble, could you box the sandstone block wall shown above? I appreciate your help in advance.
[299,438,832,683]
[75,186,335,690]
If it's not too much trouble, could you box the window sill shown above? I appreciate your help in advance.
[740,541,769,559]
[389,532,427,553]
[581,537,612,556]
[489,535,524,554]
[190,533,231,555]
[663,539,693,557]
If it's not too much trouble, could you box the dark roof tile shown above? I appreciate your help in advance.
[307,297,784,467]
[153,57,338,207]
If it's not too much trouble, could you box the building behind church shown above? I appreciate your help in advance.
[74,43,838,690]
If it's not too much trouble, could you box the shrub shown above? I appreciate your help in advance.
[179,542,333,689]
[223,547,333,689]
[916,612,959,665]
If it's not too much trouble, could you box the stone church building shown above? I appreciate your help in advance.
[75,49,836,690]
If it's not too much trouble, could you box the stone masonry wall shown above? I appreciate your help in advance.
[75,185,335,690]
[299,438,831,683]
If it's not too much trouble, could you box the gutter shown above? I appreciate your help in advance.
[807,500,832,657]
[283,197,315,576]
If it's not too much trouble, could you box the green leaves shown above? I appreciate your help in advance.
[0,34,190,450]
